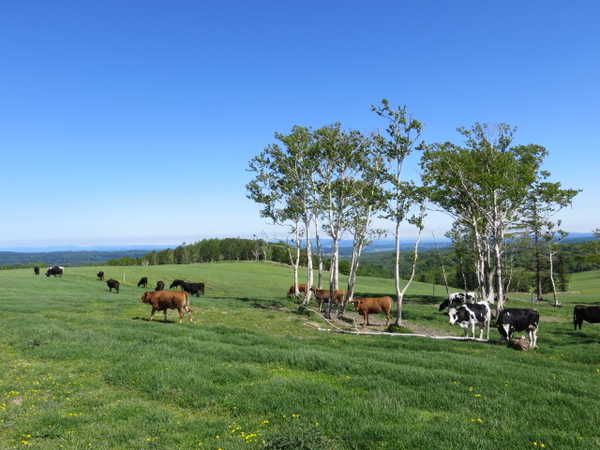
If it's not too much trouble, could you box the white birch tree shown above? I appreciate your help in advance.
[246,126,319,306]
[421,123,549,310]
[372,99,424,327]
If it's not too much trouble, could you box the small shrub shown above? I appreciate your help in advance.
[387,324,413,334]
[263,422,333,450]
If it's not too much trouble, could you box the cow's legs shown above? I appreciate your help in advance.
[149,308,156,321]
[529,328,538,348]
[184,306,194,323]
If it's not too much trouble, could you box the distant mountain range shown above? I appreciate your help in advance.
[0,233,594,267]
[0,244,172,253]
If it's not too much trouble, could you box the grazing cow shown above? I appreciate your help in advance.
[170,279,185,289]
[139,290,193,323]
[496,308,539,348]
[353,296,393,327]
[106,279,120,293]
[137,277,148,288]
[97,271,104,281]
[573,305,600,330]
[439,292,476,311]
[448,302,491,340]
[309,286,346,312]
[179,281,205,297]
[45,266,64,277]
[34,267,40,275]
[287,284,308,298]
[155,280,165,291]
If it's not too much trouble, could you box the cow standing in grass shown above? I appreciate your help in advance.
[573,305,600,330]
[46,266,64,277]
[448,302,491,340]
[179,281,205,297]
[140,291,193,323]
[310,286,346,312]
[439,292,476,311]
[170,279,185,289]
[106,279,120,293]
[287,284,308,298]
[353,296,393,327]
[496,308,539,348]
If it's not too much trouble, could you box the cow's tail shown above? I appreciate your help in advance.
[184,292,193,312]
[184,291,194,323]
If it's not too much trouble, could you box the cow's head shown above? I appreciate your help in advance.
[447,308,459,325]
[140,292,150,303]
[438,298,449,311]
[498,323,512,341]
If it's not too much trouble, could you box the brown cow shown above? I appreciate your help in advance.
[310,286,346,312]
[139,290,193,323]
[287,284,308,298]
[353,296,393,327]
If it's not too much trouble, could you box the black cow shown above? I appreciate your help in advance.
[170,279,185,289]
[97,271,105,281]
[45,266,64,277]
[180,281,205,297]
[106,279,120,293]
[496,308,539,348]
[439,292,476,311]
[34,267,40,275]
[573,305,600,330]
[155,280,165,291]
[137,277,148,288]
[448,302,491,339]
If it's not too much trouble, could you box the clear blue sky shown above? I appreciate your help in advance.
[1,0,598,249]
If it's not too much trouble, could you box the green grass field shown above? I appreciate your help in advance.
[1,263,599,449]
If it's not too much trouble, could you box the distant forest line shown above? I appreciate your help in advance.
[3,236,599,295]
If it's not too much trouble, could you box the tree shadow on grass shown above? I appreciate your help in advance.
[549,327,600,345]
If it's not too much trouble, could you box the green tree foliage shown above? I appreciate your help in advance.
[420,123,576,309]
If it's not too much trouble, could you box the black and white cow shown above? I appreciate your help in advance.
[45,266,64,277]
[137,277,148,288]
[496,308,539,348]
[573,305,600,330]
[439,292,476,311]
[448,302,491,339]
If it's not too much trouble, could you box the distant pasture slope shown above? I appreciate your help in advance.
[0,262,599,450]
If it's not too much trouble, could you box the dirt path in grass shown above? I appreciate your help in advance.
[306,308,455,337]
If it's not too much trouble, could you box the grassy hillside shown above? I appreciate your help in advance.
[1,263,599,449]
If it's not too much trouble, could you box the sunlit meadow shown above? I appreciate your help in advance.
[0,263,599,449]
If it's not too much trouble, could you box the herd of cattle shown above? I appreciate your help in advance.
[287,284,600,348]
[35,267,599,346]
[36,267,204,323]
